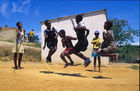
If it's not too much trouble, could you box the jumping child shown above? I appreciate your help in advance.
[43,20,58,63]
[72,15,91,67]
[59,29,77,68]
[12,22,25,69]
[91,30,102,72]
[98,21,116,53]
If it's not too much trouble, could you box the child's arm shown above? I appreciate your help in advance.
[91,39,97,44]
[43,31,48,49]
[68,36,77,40]
[43,38,47,49]
[85,29,89,37]
[96,38,102,45]
[53,27,59,39]
[61,39,65,48]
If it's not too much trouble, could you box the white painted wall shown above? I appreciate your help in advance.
[41,9,109,65]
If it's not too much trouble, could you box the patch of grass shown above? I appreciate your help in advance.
[6,40,14,43]
[129,65,139,70]
[0,59,8,62]
[25,43,41,48]
[0,44,41,62]
[0,39,14,43]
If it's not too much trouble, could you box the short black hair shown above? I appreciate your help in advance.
[44,20,51,25]
[16,21,21,26]
[76,15,83,21]
[59,29,65,35]
[105,21,113,29]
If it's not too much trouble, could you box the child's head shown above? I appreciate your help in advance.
[94,30,100,37]
[75,15,83,23]
[44,20,51,28]
[104,21,113,30]
[59,29,66,38]
[16,21,22,28]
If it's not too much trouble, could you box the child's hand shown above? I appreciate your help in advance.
[43,46,45,50]
[54,36,57,39]
[103,31,106,35]
[17,32,20,38]
[97,49,101,53]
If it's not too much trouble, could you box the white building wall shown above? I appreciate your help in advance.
[41,9,109,65]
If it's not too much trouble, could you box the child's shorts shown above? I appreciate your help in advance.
[92,49,100,57]
[63,47,73,55]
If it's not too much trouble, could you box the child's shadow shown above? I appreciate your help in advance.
[93,76,112,79]
[40,71,86,78]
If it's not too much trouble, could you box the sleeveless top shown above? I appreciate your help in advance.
[44,27,57,42]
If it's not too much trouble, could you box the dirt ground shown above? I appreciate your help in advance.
[0,61,139,91]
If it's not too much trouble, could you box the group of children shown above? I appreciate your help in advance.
[13,15,116,72]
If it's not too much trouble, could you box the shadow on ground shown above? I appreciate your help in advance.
[40,71,86,78]
[93,76,112,79]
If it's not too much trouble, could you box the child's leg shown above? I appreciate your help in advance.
[47,46,57,62]
[18,53,23,69]
[60,52,68,64]
[94,56,97,71]
[74,52,91,67]
[98,55,101,72]
[74,52,87,60]
[65,50,74,65]
[66,55,74,65]
[13,53,18,69]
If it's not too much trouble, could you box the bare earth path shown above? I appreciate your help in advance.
[0,62,139,91]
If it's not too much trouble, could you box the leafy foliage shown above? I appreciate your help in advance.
[110,18,139,46]
[116,44,139,63]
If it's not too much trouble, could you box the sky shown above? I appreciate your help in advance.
[0,0,139,45]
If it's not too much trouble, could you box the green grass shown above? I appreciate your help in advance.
[25,43,41,48]
[0,59,8,62]
[129,65,139,70]
[0,39,14,43]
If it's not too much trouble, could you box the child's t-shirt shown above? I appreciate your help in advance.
[76,22,86,40]
[91,38,102,50]
[44,27,58,42]
[30,31,34,36]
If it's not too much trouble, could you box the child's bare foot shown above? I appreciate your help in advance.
[64,64,69,68]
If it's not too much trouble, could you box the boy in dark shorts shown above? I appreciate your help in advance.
[72,15,91,67]
[43,20,58,63]
[59,30,77,68]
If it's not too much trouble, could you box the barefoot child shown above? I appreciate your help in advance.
[43,20,58,63]
[12,22,25,69]
[59,30,77,68]
[91,30,102,72]
[72,15,91,67]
